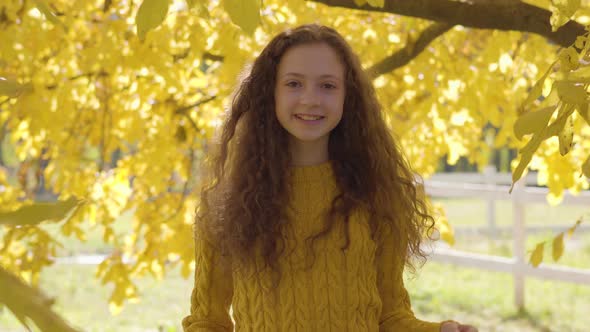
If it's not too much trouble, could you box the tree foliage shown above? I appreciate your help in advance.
[0,198,82,332]
[1,0,590,327]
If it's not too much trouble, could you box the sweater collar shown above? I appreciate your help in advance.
[290,160,334,183]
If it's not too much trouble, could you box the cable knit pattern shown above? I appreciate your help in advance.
[182,161,443,332]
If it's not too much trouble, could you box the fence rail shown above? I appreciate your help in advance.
[424,166,590,309]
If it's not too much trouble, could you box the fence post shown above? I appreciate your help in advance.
[512,179,526,310]
[484,165,497,238]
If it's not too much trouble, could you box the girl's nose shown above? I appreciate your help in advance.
[300,87,321,106]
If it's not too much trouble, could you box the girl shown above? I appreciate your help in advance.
[182,24,478,332]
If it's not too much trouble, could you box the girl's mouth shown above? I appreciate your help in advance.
[294,114,325,121]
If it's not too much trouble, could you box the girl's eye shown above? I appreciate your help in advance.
[322,83,336,89]
[286,81,301,88]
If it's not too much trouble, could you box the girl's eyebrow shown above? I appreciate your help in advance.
[282,72,342,82]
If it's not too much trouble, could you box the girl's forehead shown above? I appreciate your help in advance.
[277,43,345,78]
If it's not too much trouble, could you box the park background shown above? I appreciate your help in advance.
[1,0,590,331]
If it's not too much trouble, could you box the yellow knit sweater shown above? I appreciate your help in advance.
[182,161,442,332]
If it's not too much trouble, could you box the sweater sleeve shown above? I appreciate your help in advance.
[182,223,234,332]
[376,225,442,332]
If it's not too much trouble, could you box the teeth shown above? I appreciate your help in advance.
[296,114,323,120]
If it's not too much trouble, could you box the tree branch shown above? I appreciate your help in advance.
[203,52,224,62]
[161,147,196,224]
[173,95,217,134]
[367,22,453,78]
[0,97,11,108]
[309,0,585,47]
[174,95,217,116]
[103,0,112,13]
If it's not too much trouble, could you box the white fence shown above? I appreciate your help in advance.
[54,167,590,309]
[424,166,590,309]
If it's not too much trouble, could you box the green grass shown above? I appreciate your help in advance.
[408,261,590,332]
[0,264,190,332]
[1,198,589,332]
[41,209,137,256]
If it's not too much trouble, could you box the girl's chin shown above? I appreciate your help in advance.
[288,133,330,144]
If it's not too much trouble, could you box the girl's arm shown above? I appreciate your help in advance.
[182,224,234,332]
[376,226,442,332]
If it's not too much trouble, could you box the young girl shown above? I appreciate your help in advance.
[182,24,478,332]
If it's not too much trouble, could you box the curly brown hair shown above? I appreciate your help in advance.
[196,23,435,289]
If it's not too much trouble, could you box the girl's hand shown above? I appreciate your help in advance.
[441,320,478,332]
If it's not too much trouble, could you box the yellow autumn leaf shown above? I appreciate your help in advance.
[550,0,581,30]
[558,47,580,72]
[513,105,556,140]
[560,77,590,84]
[583,156,590,178]
[555,80,587,104]
[544,103,575,139]
[136,0,169,41]
[0,78,32,98]
[150,260,164,279]
[438,218,455,246]
[426,201,455,246]
[109,302,124,316]
[552,232,565,261]
[223,0,260,36]
[0,197,82,226]
[401,31,419,57]
[367,0,385,8]
[566,65,590,81]
[567,218,583,238]
[576,103,590,125]
[558,114,574,155]
[510,126,548,193]
[0,78,23,98]
[33,0,67,29]
[103,226,114,243]
[529,242,545,267]
[520,60,557,111]
[354,0,367,6]
[555,0,581,17]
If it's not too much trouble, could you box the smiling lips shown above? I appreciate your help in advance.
[294,114,325,121]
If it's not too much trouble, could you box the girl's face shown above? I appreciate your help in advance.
[274,42,345,146]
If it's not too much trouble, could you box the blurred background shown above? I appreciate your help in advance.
[1,0,590,331]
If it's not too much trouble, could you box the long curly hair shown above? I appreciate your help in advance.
[196,23,435,289]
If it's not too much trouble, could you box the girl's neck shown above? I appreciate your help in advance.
[289,137,329,166]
